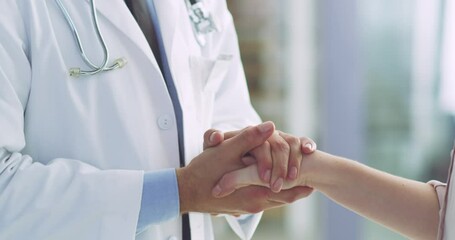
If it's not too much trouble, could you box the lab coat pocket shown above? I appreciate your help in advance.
[189,55,232,129]
[189,55,233,92]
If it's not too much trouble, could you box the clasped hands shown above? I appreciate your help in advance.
[176,121,317,215]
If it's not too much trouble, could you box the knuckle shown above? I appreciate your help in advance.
[287,137,300,148]
[273,140,290,153]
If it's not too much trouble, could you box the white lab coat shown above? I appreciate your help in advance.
[0,0,261,239]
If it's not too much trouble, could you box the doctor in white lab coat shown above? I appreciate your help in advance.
[0,0,314,239]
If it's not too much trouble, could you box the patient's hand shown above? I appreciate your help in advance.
[204,128,317,193]
[209,136,317,198]
[211,162,312,198]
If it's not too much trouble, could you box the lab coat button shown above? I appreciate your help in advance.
[168,236,178,240]
[157,115,173,130]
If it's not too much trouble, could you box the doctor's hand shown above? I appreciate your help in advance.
[204,128,316,193]
[177,122,313,215]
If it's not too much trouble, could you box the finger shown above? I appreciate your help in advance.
[279,132,302,181]
[203,129,225,150]
[212,165,266,198]
[267,186,314,205]
[223,121,275,158]
[250,141,272,183]
[300,137,317,154]
[241,186,314,213]
[241,155,257,166]
[268,131,290,193]
[223,129,242,140]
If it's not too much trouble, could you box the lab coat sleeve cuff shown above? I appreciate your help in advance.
[225,212,263,240]
[137,168,180,232]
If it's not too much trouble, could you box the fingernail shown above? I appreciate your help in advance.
[289,167,298,180]
[212,185,222,197]
[305,143,313,151]
[263,170,271,182]
[272,178,283,192]
[258,122,273,133]
[209,132,216,143]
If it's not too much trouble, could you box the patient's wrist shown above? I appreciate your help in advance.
[299,151,338,189]
[300,151,361,194]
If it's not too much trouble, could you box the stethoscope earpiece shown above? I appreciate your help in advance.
[69,58,126,78]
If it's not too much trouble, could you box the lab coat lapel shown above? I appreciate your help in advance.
[153,0,195,111]
[153,0,181,76]
[82,0,161,70]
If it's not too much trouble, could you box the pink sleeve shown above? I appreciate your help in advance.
[428,180,447,211]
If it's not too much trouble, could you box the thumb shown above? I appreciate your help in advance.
[222,129,242,140]
[212,164,266,198]
[224,121,275,158]
[203,129,224,150]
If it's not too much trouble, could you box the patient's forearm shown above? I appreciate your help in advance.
[215,151,440,240]
[304,151,439,240]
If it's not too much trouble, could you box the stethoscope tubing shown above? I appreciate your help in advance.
[55,0,124,77]
[54,0,213,77]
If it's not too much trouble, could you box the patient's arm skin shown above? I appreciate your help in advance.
[213,150,440,240]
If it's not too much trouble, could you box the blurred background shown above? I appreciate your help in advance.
[212,0,455,239]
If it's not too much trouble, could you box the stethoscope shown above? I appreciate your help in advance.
[55,0,218,78]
